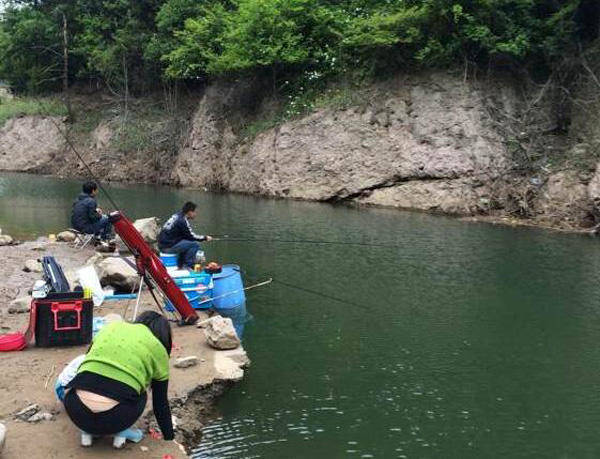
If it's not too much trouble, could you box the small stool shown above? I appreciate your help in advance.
[68,228,94,249]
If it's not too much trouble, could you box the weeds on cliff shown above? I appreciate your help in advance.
[0,97,67,127]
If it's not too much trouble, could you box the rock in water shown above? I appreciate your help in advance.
[133,217,160,244]
[0,422,5,453]
[204,316,240,350]
[57,230,77,242]
[23,259,42,273]
[8,297,31,314]
[96,257,138,291]
[174,356,199,368]
[0,235,13,246]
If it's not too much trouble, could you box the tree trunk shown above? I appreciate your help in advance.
[62,12,73,122]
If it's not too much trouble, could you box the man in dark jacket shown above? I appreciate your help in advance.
[71,181,112,240]
[158,202,212,269]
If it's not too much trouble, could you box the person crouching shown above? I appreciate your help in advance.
[158,201,213,270]
[63,312,177,449]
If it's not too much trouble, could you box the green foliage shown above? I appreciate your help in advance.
[0,96,67,127]
[0,0,589,95]
[0,7,63,93]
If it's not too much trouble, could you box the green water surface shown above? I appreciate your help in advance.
[2,172,600,458]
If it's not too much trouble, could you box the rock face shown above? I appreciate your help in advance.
[173,74,511,213]
[95,257,138,291]
[0,116,65,172]
[204,316,241,350]
[133,217,160,244]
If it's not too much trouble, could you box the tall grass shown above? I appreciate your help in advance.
[0,97,67,127]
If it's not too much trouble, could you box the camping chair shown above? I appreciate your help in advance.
[68,228,95,249]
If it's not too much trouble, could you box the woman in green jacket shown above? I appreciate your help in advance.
[64,311,175,448]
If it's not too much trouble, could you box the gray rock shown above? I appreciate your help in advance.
[174,356,199,369]
[8,296,31,314]
[0,234,13,246]
[0,422,5,453]
[204,316,240,350]
[15,403,39,420]
[57,230,77,242]
[96,257,138,291]
[133,217,160,244]
[23,259,42,273]
[27,412,54,423]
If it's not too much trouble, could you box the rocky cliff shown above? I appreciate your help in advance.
[2,71,599,230]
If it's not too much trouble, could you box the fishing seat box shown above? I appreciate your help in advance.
[34,292,93,347]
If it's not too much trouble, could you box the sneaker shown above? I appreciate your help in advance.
[80,431,93,447]
[112,435,126,449]
[119,427,144,443]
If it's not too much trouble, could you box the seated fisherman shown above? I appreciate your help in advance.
[158,201,212,269]
[71,181,112,240]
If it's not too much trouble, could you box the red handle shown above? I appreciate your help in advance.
[51,301,82,331]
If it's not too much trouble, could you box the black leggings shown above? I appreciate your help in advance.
[64,389,147,436]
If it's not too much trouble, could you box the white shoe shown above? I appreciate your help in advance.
[112,435,127,449]
[81,432,93,447]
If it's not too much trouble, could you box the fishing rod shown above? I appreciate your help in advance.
[33,97,121,211]
[194,278,273,307]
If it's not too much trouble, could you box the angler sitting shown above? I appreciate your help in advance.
[158,201,212,270]
[71,181,112,241]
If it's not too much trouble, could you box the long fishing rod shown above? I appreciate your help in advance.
[214,236,402,250]
[33,97,121,211]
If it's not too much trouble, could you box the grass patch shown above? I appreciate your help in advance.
[0,96,67,127]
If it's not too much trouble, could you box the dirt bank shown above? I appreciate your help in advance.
[2,70,600,231]
[0,240,249,458]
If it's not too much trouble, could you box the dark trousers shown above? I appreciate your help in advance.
[64,389,147,435]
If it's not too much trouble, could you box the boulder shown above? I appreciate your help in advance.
[96,257,138,291]
[57,230,77,242]
[0,422,5,453]
[133,217,160,244]
[174,356,199,369]
[0,235,13,246]
[23,259,42,273]
[8,296,31,314]
[204,316,240,350]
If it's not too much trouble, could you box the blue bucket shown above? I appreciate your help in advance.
[160,253,178,267]
[212,264,246,309]
[212,264,247,337]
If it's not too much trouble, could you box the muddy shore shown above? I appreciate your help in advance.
[0,240,249,458]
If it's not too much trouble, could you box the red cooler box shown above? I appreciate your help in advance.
[34,295,93,347]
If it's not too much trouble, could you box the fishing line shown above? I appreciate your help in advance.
[33,97,122,211]
[216,237,402,250]
[240,268,367,310]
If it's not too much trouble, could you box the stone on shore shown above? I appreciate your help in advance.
[133,217,160,244]
[8,297,31,314]
[23,259,42,273]
[174,356,199,369]
[27,412,53,423]
[57,231,77,242]
[0,422,5,453]
[96,257,138,291]
[0,235,13,246]
[15,404,39,421]
[204,316,240,350]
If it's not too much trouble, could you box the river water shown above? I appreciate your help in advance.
[2,172,600,457]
